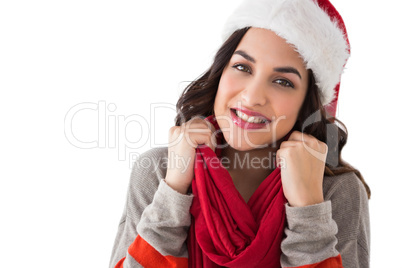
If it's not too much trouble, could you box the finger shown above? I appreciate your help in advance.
[275,148,289,168]
[194,134,216,151]
[279,140,300,148]
[317,142,328,155]
[185,132,215,149]
[189,122,217,139]
[185,124,214,136]
[201,132,217,152]
[188,116,213,127]
[185,119,214,129]
[205,140,216,152]
[300,134,323,152]
[288,131,316,142]
[275,150,280,168]
[288,131,303,142]
[168,126,185,146]
[288,131,322,150]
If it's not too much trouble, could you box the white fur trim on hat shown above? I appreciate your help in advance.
[222,0,350,106]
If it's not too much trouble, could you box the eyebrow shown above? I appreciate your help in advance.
[273,67,302,80]
[233,50,256,63]
[233,50,302,80]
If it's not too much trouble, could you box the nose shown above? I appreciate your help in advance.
[240,78,268,107]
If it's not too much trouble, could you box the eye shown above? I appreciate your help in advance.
[232,64,252,74]
[273,79,294,88]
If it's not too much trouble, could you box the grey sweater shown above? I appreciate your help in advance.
[109,147,370,267]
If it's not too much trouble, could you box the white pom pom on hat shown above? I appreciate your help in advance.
[221,0,350,116]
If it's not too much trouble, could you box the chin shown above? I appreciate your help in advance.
[223,133,271,151]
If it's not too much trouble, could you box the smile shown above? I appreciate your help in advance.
[230,108,271,130]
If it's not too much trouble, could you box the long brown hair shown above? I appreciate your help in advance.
[175,27,371,199]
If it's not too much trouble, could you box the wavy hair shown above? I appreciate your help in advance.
[174,27,371,198]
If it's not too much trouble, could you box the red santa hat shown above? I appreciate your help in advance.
[221,0,350,117]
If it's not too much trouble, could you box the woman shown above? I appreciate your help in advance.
[109,0,370,267]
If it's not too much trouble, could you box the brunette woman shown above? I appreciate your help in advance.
[110,0,370,267]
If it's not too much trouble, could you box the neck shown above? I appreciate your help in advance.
[219,140,283,173]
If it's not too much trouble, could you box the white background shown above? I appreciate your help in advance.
[0,0,400,267]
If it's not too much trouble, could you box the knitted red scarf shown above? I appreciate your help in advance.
[187,115,287,267]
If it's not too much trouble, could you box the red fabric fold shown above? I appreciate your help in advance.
[188,115,287,268]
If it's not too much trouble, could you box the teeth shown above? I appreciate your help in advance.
[235,110,266,124]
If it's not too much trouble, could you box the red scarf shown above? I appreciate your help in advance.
[187,115,287,268]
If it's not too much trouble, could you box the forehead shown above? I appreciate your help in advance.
[234,27,307,70]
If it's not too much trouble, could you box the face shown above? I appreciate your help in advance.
[213,27,309,151]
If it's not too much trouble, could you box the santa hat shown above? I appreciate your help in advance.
[221,0,350,117]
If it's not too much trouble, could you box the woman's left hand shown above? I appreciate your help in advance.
[276,131,327,207]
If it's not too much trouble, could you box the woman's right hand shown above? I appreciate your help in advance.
[165,117,217,194]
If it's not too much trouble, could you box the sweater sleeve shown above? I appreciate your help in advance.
[280,172,370,268]
[108,147,194,268]
[328,172,370,267]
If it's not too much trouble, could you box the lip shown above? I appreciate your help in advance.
[232,107,270,121]
[230,108,271,130]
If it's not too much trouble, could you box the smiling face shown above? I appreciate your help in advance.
[213,27,309,151]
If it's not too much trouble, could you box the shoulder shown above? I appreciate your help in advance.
[134,146,169,164]
[323,172,370,243]
[323,172,368,202]
[131,146,169,177]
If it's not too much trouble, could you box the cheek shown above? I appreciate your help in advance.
[275,94,305,123]
[215,72,241,107]
[219,72,239,95]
